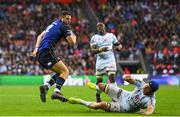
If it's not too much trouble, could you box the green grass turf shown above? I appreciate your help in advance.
[0,85,180,116]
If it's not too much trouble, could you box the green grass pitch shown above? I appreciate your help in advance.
[0,85,180,116]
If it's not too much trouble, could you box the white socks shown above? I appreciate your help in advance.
[80,100,92,106]
[44,82,51,89]
[54,88,60,93]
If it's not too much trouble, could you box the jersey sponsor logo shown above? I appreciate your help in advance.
[131,90,141,105]
[103,38,109,42]
[97,67,106,72]
[47,62,52,66]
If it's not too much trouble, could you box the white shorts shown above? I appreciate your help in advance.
[105,85,131,112]
[95,62,116,76]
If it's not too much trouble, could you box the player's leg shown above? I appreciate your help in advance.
[38,49,60,102]
[98,83,122,102]
[38,49,68,102]
[86,82,122,102]
[96,75,103,102]
[50,60,69,102]
[39,73,60,102]
[44,73,60,88]
[68,97,109,111]
[107,71,117,86]
[106,62,117,87]
[88,102,109,111]
[95,65,106,102]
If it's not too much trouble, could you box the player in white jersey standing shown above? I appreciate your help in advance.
[90,22,122,102]
[68,75,159,115]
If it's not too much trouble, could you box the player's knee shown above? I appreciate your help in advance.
[96,76,103,85]
[64,69,69,77]
[97,102,108,111]
[60,69,69,79]
[108,71,115,83]
[108,71,115,77]
[65,69,69,76]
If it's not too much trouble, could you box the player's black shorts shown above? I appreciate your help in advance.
[37,49,60,69]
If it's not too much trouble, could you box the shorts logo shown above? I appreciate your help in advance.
[97,68,105,72]
[47,62,52,66]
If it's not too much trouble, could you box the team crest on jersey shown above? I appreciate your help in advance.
[47,62,52,66]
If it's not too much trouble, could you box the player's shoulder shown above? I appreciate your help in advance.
[91,34,100,39]
[106,32,115,36]
[54,19,68,28]
[51,19,61,25]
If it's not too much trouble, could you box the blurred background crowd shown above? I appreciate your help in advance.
[0,0,179,75]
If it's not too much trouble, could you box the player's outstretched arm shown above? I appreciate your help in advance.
[32,31,45,57]
[140,104,154,115]
[123,75,136,84]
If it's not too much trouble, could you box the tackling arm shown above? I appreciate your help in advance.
[123,75,136,84]
[140,104,155,115]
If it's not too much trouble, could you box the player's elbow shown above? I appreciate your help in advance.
[91,50,97,54]
[37,31,45,39]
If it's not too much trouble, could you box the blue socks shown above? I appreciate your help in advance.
[55,77,65,91]
[48,73,59,86]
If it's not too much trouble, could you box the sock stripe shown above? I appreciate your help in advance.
[50,78,56,83]
[55,78,65,91]
[56,84,62,87]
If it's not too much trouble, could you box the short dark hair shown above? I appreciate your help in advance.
[61,10,71,17]
[96,22,105,28]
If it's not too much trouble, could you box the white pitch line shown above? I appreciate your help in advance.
[0,94,39,97]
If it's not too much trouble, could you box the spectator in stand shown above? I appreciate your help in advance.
[0,0,179,75]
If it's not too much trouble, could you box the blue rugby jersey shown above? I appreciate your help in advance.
[38,19,72,51]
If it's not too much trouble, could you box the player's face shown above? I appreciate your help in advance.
[143,84,152,95]
[97,23,105,34]
[62,15,71,25]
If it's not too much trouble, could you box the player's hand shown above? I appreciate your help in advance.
[142,111,153,115]
[140,109,145,113]
[123,75,135,84]
[31,48,38,57]
[99,47,109,52]
[141,104,154,115]
[118,44,123,50]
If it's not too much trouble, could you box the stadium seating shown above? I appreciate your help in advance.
[0,0,179,75]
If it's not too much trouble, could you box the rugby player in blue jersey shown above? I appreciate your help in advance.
[32,11,76,103]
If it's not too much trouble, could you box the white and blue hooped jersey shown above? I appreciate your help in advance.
[106,80,156,112]
[127,80,156,112]
[90,33,118,75]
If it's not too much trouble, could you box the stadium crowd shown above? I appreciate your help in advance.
[0,0,94,75]
[0,0,179,75]
[90,0,180,75]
